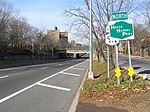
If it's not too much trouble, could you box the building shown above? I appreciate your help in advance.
[47,27,68,48]
[59,32,68,48]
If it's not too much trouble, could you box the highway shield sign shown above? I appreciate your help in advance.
[109,20,134,40]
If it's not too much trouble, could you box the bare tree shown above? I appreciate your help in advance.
[9,17,32,53]
[34,30,50,55]
[0,0,16,57]
[64,0,137,67]
[129,23,150,54]
[141,0,150,29]
[0,0,53,59]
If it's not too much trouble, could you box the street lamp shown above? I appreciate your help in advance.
[88,0,94,79]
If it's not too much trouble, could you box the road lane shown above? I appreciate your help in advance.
[0,59,86,99]
[0,59,88,112]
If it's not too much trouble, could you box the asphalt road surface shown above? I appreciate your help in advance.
[0,59,88,112]
[119,55,150,79]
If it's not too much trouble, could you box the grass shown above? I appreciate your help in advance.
[93,60,113,77]
[80,60,148,101]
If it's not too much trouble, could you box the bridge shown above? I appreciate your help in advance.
[57,48,89,58]
[57,48,97,59]
[66,49,89,58]
[66,49,89,54]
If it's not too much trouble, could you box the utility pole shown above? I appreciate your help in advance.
[88,0,94,79]
[32,38,34,60]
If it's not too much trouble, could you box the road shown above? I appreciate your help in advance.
[119,55,150,79]
[0,59,88,112]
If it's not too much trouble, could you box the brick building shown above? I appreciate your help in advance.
[47,27,68,48]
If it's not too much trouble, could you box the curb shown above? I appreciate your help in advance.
[68,67,89,112]
[122,67,150,80]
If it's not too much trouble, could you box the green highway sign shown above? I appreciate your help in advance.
[109,20,134,40]
[112,12,128,21]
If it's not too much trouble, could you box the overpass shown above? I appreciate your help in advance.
[66,49,89,54]
[57,48,97,59]
[58,49,89,58]
[66,49,89,58]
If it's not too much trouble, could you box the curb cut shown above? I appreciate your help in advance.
[68,67,89,112]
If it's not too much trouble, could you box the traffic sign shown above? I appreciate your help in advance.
[109,20,134,40]
[105,27,119,46]
[115,67,121,78]
[128,66,135,77]
[112,12,128,21]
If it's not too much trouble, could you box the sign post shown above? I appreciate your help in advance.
[105,26,119,78]
[88,0,94,79]
[115,42,121,84]
[128,41,134,82]
[107,46,110,78]
[109,12,135,83]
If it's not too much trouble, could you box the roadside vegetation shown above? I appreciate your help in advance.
[79,60,150,112]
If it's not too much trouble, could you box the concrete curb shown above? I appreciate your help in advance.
[122,67,150,80]
[68,67,89,112]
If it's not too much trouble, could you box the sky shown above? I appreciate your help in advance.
[10,0,73,30]
[10,0,84,43]
[9,0,145,44]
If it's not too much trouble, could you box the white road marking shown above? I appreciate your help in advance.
[0,75,9,79]
[72,68,84,70]
[0,68,15,72]
[61,72,80,77]
[58,64,63,66]
[0,60,86,104]
[37,83,71,92]
[0,82,37,104]
[41,67,48,69]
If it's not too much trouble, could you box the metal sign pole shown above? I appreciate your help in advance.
[107,46,110,78]
[88,0,94,79]
[115,42,120,84]
[128,41,131,66]
[115,42,118,68]
[128,40,133,82]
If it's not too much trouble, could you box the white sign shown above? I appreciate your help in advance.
[105,27,119,46]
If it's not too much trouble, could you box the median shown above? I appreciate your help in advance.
[76,60,150,112]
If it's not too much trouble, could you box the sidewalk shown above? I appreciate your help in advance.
[75,87,150,112]
[76,103,129,112]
